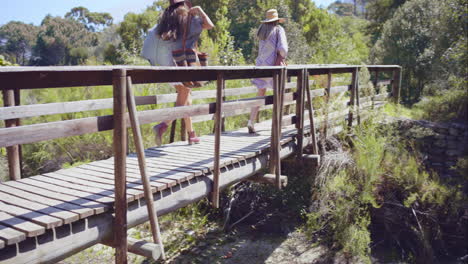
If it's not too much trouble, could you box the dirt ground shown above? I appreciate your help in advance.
[62,228,347,264]
[167,229,337,264]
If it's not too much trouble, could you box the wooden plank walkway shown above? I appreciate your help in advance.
[0,119,303,262]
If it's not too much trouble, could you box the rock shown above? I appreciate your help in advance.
[447,141,459,149]
[446,150,462,156]
[449,128,460,136]
[434,139,447,148]
[445,162,456,167]
[296,246,327,264]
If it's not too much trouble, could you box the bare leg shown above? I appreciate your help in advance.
[249,88,267,124]
[159,84,192,126]
[174,85,194,133]
[154,84,194,146]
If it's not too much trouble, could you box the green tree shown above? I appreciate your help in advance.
[0,22,39,65]
[65,7,114,32]
[328,1,355,16]
[372,0,467,102]
[366,0,407,43]
[117,6,161,54]
[32,16,96,65]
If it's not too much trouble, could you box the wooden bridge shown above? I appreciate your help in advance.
[0,65,401,263]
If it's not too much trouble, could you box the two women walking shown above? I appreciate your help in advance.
[145,1,287,145]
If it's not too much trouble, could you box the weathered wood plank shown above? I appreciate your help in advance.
[0,223,26,245]
[45,171,141,200]
[20,178,114,205]
[0,211,45,237]
[81,162,177,188]
[0,201,62,229]
[0,184,94,219]
[55,167,148,192]
[3,181,108,214]
[33,175,117,200]
[0,191,78,224]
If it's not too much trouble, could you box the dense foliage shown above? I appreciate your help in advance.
[307,119,467,262]
[0,1,467,262]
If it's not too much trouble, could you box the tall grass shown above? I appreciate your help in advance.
[306,118,467,262]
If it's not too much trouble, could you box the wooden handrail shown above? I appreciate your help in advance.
[0,65,401,182]
[0,83,348,121]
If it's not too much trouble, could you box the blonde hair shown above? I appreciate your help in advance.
[257,21,279,40]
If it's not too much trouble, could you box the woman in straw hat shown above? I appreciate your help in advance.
[248,9,288,134]
[152,0,214,146]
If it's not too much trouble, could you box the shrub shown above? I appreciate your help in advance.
[306,119,467,262]
[412,84,468,122]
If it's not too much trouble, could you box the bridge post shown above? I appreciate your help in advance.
[2,89,21,181]
[356,69,361,125]
[212,72,224,208]
[304,70,319,155]
[269,70,283,188]
[348,67,359,128]
[323,70,332,140]
[295,69,305,162]
[392,67,402,104]
[113,69,128,264]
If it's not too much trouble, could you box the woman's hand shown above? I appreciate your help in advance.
[189,6,202,16]
[190,6,214,30]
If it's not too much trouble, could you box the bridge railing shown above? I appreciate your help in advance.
[0,64,401,260]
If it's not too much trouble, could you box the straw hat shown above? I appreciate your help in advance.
[169,0,185,6]
[261,9,285,23]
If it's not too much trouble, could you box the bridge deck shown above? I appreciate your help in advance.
[0,119,311,263]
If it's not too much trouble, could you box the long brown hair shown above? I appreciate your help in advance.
[157,2,189,41]
[257,21,279,41]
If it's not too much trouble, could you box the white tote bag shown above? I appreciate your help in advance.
[141,25,174,66]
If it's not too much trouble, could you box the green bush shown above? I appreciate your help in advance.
[412,84,468,122]
[306,119,467,262]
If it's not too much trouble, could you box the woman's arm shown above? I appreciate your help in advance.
[189,6,214,30]
[277,26,288,58]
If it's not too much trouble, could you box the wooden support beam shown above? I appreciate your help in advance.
[180,119,187,142]
[295,69,305,162]
[276,68,287,189]
[302,154,321,167]
[248,174,288,188]
[2,89,21,181]
[348,68,358,128]
[126,77,165,260]
[305,72,319,155]
[103,237,161,261]
[269,71,282,189]
[127,238,161,261]
[355,70,361,125]
[212,72,224,208]
[112,69,128,264]
[323,70,332,139]
[373,70,379,90]
[392,68,402,104]
[169,114,177,143]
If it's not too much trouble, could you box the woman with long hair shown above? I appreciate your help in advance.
[249,9,288,134]
[152,0,214,145]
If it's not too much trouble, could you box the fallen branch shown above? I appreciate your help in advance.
[229,211,254,230]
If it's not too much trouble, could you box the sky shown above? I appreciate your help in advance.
[0,0,337,26]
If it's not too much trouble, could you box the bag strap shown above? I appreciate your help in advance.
[181,1,193,52]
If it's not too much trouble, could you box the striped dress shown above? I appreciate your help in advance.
[252,25,288,89]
